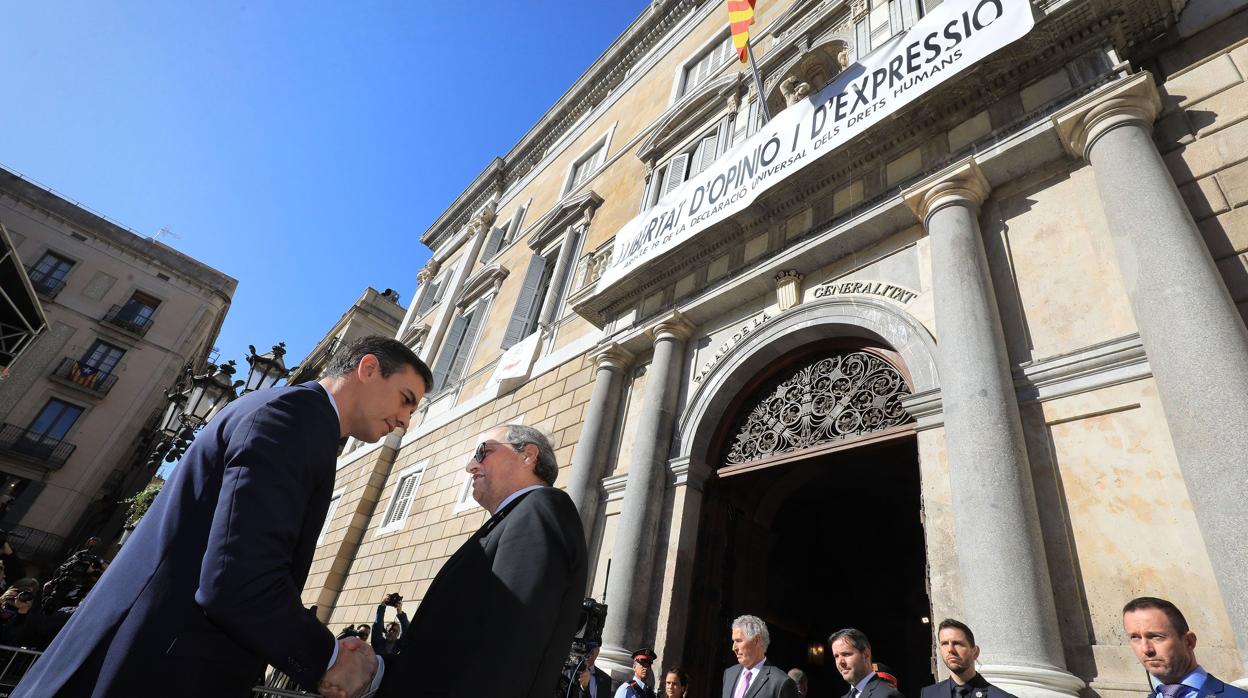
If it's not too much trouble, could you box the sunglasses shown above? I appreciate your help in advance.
[472,441,528,464]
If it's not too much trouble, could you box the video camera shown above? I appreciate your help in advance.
[556,597,608,697]
[383,592,403,607]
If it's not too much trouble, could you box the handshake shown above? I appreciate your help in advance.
[319,636,380,698]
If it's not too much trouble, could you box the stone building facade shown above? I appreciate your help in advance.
[304,1,1248,696]
[286,287,405,387]
[0,167,236,567]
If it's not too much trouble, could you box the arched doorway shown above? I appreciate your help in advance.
[681,340,935,697]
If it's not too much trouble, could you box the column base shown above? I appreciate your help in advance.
[597,645,638,684]
[980,664,1085,698]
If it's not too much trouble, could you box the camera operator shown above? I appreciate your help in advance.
[567,641,611,698]
[373,592,409,657]
[0,580,41,646]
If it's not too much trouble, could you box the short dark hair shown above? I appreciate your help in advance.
[1123,597,1190,635]
[664,666,689,687]
[323,336,433,391]
[829,628,871,653]
[937,619,976,647]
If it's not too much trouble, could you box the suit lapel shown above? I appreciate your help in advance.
[725,665,743,698]
[744,665,769,698]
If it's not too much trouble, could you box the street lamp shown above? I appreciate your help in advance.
[243,342,289,394]
[183,360,240,426]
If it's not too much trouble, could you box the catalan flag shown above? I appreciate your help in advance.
[728,0,756,63]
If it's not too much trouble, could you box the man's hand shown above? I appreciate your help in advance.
[319,636,378,698]
[393,600,402,614]
[577,668,590,689]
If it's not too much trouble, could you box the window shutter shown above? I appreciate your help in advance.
[661,153,690,197]
[855,19,871,59]
[889,0,903,36]
[430,312,469,391]
[384,474,420,527]
[447,301,488,386]
[690,130,720,177]
[900,0,920,29]
[416,276,441,316]
[502,254,548,349]
[481,226,505,260]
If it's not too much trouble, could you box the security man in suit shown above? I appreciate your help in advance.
[1123,597,1248,698]
[722,615,800,698]
[920,619,1016,698]
[617,648,659,698]
[829,628,906,698]
[14,336,430,698]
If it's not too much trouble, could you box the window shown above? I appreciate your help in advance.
[566,143,605,193]
[108,291,161,335]
[480,221,511,261]
[430,301,488,392]
[377,462,427,534]
[855,0,923,58]
[501,253,555,349]
[643,119,732,210]
[318,491,343,545]
[28,399,84,441]
[28,251,74,297]
[80,340,125,377]
[681,33,734,97]
[415,273,445,316]
[452,474,477,514]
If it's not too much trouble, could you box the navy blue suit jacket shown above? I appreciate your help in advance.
[920,677,1015,698]
[15,382,341,697]
[1189,674,1248,698]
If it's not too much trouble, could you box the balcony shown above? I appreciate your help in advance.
[0,424,76,469]
[103,304,154,337]
[24,265,66,300]
[50,358,119,396]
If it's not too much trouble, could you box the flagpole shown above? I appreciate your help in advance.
[746,38,772,123]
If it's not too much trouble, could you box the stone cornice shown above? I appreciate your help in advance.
[456,263,510,310]
[1052,70,1161,160]
[526,190,604,252]
[902,158,992,225]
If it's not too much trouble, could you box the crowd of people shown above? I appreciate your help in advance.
[0,336,1240,698]
[0,536,108,652]
[578,599,1247,698]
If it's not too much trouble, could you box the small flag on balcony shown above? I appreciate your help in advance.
[728,0,756,62]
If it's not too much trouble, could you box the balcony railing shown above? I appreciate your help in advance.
[0,423,76,469]
[24,265,66,299]
[50,357,119,395]
[103,305,154,336]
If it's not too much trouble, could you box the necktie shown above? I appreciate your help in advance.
[955,685,970,698]
[1159,685,1188,698]
[736,669,753,698]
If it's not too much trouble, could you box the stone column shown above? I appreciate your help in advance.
[1055,72,1248,679]
[566,342,634,539]
[396,262,439,342]
[419,208,492,365]
[599,311,695,670]
[903,159,1083,698]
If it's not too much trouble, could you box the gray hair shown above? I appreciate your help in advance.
[787,669,808,689]
[504,424,558,485]
[828,628,871,653]
[732,614,771,651]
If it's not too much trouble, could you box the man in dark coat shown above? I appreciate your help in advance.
[920,620,1015,698]
[377,423,588,698]
[721,615,801,698]
[830,628,906,698]
[14,337,430,698]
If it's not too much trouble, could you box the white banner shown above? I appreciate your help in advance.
[597,0,1035,292]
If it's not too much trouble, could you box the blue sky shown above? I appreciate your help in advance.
[2,1,650,373]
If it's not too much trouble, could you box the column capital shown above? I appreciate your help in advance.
[903,158,991,225]
[417,260,440,283]
[590,342,635,373]
[647,311,696,343]
[1052,71,1161,160]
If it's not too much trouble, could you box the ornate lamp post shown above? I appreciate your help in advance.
[243,342,290,394]
[146,360,242,470]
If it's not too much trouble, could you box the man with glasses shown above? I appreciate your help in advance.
[615,647,658,698]
[377,424,587,698]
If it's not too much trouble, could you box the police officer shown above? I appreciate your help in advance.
[615,648,658,698]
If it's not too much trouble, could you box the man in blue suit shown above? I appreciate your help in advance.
[920,619,1016,698]
[1123,597,1248,698]
[15,336,431,698]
